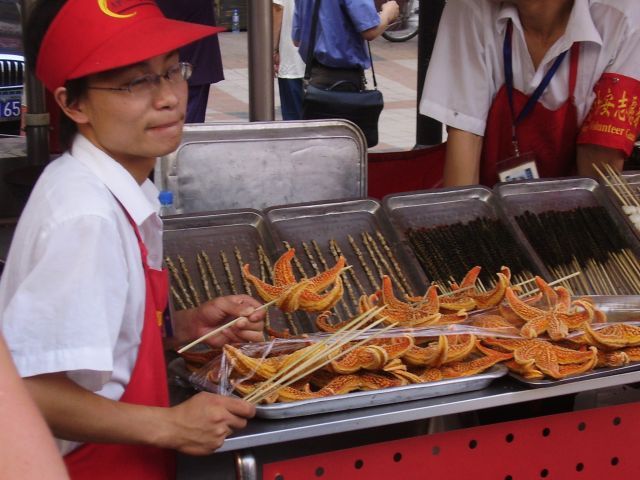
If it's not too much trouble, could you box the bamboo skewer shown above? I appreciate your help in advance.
[201,251,224,298]
[349,234,378,289]
[244,307,384,403]
[234,247,253,295]
[375,230,413,295]
[364,231,409,296]
[329,240,359,310]
[248,321,396,405]
[177,299,278,354]
[332,239,367,296]
[245,307,389,404]
[361,232,385,282]
[170,286,187,310]
[178,255,201,306]
[196,253,213,301]
[220,251,238,295]
[166,256,195,308]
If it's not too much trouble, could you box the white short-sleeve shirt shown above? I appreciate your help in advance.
[274,0,306,79]
[0,134,163,454]
[419,0,640,136]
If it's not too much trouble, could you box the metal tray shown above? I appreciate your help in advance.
[255,365,508,419]
[264,198,428,326]
[509,362,640,388]
[600,171,640,242]
[494,177,640,294]
[508,295,640,387]
[154,120,367,213]
[382,186,550,284]
[163,210,314,333]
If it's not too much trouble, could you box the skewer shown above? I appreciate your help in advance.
[165,256,195,308]
[605,164,640,207]
[248,320,396,405]
[594,164,629,206]
[178,255,201,306]
[244,306,384,402]
[375,230,414,295]
[331,239,367,296]
[170,286,187,310]
[177,299,277,353]
[234,247,253,295]
[361,232,385,281]
[349,234,378,289]
[301,241,320,274]
[258,255,271,332]
[196,253,213,301]
[262,244,299,335]
[201,251,224,297]
[364,231,409,296]
[220,251,238,295]
[512,271,581,289]
[245,307,389,404]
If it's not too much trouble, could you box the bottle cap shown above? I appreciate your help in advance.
[158,190,174,206]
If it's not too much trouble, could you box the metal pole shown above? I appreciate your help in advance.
[20,0,50,165]
[248,0,274,121]
[415,0,445,147]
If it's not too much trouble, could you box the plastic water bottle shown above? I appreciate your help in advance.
[231,8,240,33]
[158,190,177,217]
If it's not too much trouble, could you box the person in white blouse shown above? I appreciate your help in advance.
[0,1,265,477]
[420,0,640,187]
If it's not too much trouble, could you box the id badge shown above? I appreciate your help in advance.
[497,151,540,183]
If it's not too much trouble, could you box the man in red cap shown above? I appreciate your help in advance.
[0,1,265,478]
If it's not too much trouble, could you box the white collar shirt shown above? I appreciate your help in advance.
[419,0,640,136]
[0,134,162,454]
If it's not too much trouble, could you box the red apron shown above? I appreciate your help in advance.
[64,210,175,479]
[480,37,580,187]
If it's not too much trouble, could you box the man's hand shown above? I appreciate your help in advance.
[160,392,255,455]
[381,0,400,23]
[170,295,266,349]
[273,50,281,77]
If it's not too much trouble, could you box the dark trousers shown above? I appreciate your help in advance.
[308,62,365,91]
[278,77,304,120]
[186,83,211,123]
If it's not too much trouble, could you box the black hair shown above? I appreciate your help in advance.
[25,0,87,150]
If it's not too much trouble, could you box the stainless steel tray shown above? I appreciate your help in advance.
[494,177,640,294]
[154,120,367,213]
[163,210,314,333]
[508,295,640,387]
[264,198,428,324]
[509,362,640,388]
[255,365,508,419]
[383,186,550,284]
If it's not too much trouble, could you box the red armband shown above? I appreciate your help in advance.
[577,73,640,156]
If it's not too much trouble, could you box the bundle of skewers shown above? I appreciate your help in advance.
[595,163,640,233]
[515,206,640,295]
[404,217,539,295]
[165,244,305,335]
[176,248,640,403]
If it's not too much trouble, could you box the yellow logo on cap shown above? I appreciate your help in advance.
[98,0,137,19]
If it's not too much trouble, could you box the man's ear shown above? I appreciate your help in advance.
[53,86,89,125]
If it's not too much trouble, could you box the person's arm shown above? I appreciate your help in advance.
[361,1,399,41]
[576,144,625,179]
[167,294,266,351]
[443,127,484,186]
[24,372,255,456]
[273,3,284,76]
[0,337,69,479]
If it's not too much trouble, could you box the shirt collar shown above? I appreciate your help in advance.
[496,0,602,51]
[70,134,160,226]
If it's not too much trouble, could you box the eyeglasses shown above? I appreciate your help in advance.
[88,62,193,95]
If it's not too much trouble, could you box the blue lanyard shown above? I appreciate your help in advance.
[504,20,568,153]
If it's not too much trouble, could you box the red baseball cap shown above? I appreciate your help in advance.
[36,0,224,92]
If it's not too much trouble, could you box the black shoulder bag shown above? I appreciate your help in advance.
[301,0,384,148]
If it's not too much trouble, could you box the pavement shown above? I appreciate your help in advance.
[206,31,420,152]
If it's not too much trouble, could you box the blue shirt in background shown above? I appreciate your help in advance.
[293,0,380,70]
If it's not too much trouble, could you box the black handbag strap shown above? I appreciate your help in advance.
[304,0,378,89]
